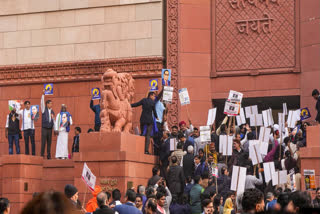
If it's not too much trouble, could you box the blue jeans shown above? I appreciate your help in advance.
[8,134,20,155]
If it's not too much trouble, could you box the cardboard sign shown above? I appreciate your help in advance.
[207,108,217,126]
[200,126,211,142]
[249,144,263,166]
[287,110,300,128]
[31,105,40,121]
[228,90,243,103]
[236,108,246,125]
[149,79,158,91]
[44,83,53,95]
[8,100,22,111]
[161,69,171,86]
[272,170,287,186]
[170,138,178,151]
[249,140,268,157]
[91,88,101,100]
[259,127,271,143]
[231,166,247,196]
[263,162,275,183]
[249,114,263,127]
[262,109,274,127]
[283,103,288,115]
[289,169,296,192]
[178,88,190,106]
[304,169,316,190]
[300,107,311,121]
[81,163,96,191]
[163,86,173,103]
[219,135,233,156]
[224,101,240,116]
[278,113,285,134]
[245,105,258,118]
[212,166,219,178]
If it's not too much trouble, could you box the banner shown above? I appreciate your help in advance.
[81,163,96,191]
[44,83,53,95]
[163,86,173,103]
[231,166,247,196]
[149,79,158,91]
[304,169,316,190]
[179,88,190,106]
[91,88,101,100]
[300,107,311,121]
[228,90,243,103]
[224,101,240,116]
[200,126,211,142]
[8,100,22,111]
[207,108,217,126]
[161,69,171,86]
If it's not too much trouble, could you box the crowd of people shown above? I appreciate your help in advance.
[3,85,320,213]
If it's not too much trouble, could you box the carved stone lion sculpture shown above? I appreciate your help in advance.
[100,69,135,133]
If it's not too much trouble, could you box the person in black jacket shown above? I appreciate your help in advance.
[167,156,185,198]
[131,91,158,154]
[5,109,21,154]
[72,127,81,154]
[183,145,194,179]
[93,192,115,214]
[312,89,320,123]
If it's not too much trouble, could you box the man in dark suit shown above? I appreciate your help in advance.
[167,156,185,198]
[131,92,158,154]
[312,89,320,123]
[72,127,81,154]
[113,190,142,214]
[93,192,115,214]
[183,145,195,179]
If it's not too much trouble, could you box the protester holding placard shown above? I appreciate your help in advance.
[90,98,101,132]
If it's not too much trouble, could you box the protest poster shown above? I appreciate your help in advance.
[289,169,296,192]
[200,126,211,142]
[224,101,240,116]
[219,135,233,156]
[149,79,158,91]
[300,107,311,121]
[31,105,40,121]
[236,108,246,126]
[231,166,247,196]
[263,162,275,183]
[262,109,274,127]
[272,170,287,186]
[249,144,263,166]
[178,88,190,106]
[207,108,217,126]
[259,141,269,156]
[283,103,288,115]
[212,166,219,178]
[228,90,243,103]
[170,138,177,151]
[81,163,96,191]
[259,127,271,143]
[278,113,285,134]
[163,86,173,103]
[8,100,22,111]
[304,169,316,190]
[245,105,258,118]
[44,83,53,95]
[91,88,101,100]
[287,110,300,128]
[161,69,171,86]
[249,114,263,127]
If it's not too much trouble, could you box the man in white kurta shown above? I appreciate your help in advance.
[54,104,73,159]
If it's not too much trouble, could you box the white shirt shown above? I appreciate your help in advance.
[18,109,34,130]
[41,94,52,123]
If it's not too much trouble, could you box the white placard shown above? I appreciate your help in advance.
[262,109,274,127]
[81,163,96,191]
[249,114,263,127]
[231,166,247,196]
[259,127,271,143]
[263,162,275,183]
[236,108,246,125]
[260,141,269,156]
[245,105,258,118]
[289,169,296,192]
[287,110,299,128]
[212,166,219,178]
[220,135,233,156]
[178,88,190,106]
[8,100,22,111]
[170,138,177,151]
[228,90,243,103]
[224,101,240,116]
[163,86,173,103]
[283,103,288,115]
[272,170,287,186]
[219,135,225,154]
[249,144,263,165]
[278,113,285,134]
[207,108,217,126]
[200,126,211,142]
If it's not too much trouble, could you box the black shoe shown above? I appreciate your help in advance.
[144,151,150,155]
[47,156,51,160]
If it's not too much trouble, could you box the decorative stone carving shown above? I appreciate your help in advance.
[100,69,135,133]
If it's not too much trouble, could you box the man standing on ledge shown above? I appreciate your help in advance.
[41,90,55,159]
[131,91,158,154]
[312,89,320,124]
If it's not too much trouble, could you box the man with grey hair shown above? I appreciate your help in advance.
[183,145,195,178]
[94,192,115,214]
